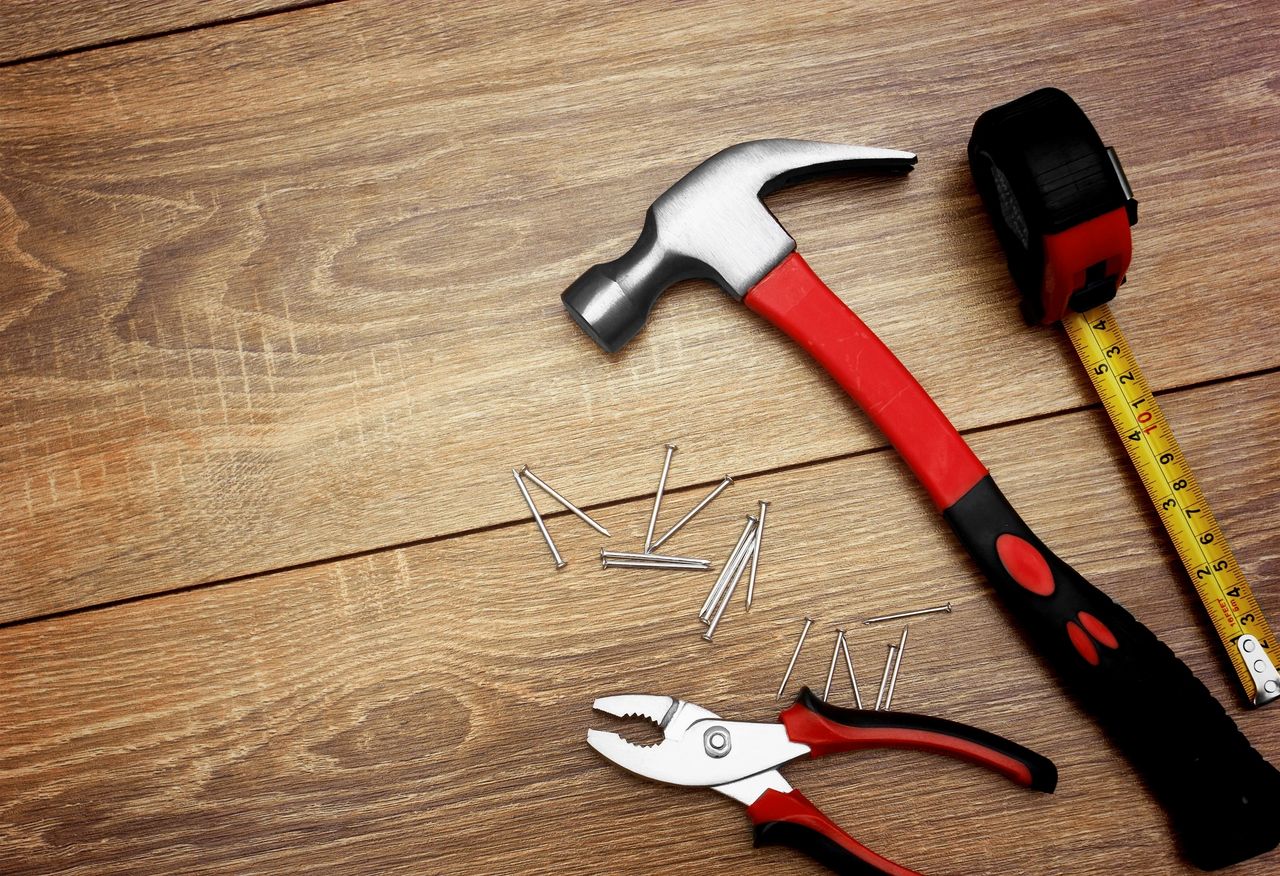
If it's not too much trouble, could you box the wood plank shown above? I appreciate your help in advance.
[0,1,298,64]
[1,0,1277,621]
[0,372,1275,875]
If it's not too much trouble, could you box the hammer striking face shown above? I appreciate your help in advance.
[560,139,916,353]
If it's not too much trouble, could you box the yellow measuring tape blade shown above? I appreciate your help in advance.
[1063,304,1277,704]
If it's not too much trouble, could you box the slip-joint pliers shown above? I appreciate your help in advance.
[588,687,1057,875]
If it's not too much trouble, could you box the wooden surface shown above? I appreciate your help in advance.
[0,1,1276,874]
[2,375,1277,875]
[3,0,1280,623]
[0,1,299,64]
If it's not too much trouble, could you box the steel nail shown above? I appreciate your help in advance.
[884,627,909,710]
[834,632,865,706]
[602,549,710,565]
[822,629,845,701]
[701,530,755,631]
[702,552,749,641]
[603,558,710,571]
[520,466,611,537]
[863,602,952,625]
[874,644,898,710]
[699,516,757,622]
[745,500,769,610]
[649,475,734,552]
[512,468,565,569]
[642,444,677,553]
[777,617,814,699]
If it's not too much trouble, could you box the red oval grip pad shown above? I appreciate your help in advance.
[1067,620,1101,666]
[1079,611,1120,649]
[995,533,1056,597]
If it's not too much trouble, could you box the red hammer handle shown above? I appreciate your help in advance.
[745,252,987,509]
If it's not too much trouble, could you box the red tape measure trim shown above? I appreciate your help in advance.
[1039,207,1133,324]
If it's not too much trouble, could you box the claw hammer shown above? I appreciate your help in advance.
[558,139,1279,870]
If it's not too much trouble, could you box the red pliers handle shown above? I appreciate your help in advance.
[748,689,1057,875]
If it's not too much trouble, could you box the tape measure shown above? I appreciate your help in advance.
[969,88,1279,705]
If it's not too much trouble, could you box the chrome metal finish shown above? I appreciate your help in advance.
[840,632,863,709]
[1106,146,1134,203]
[592,694,680,729]
[1238,634,1280,705]
[776,617,814,700]
[602,549,710,565]
[650,475,734,552]
[512,468,565,569]
[822,629,845,701]
[520,465,611,537]
[745,500,769,609]
[702,546,749,641]
[699,516,757,622]
[603,557,710,571]
[700,529,753,625]
[884,627,909,710]
[703,726,732,758]
[712,768,793,806]
[863,601,952,625]
[874,644,898,711]
[561,140,917,353]
[643,444,677,552]
[587,694,810,788]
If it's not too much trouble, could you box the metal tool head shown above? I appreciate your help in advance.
[561,139,917,353]
[587,694,809,789]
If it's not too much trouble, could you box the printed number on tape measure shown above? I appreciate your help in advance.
[1065,304,1278,705]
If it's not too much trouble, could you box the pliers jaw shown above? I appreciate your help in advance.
[586,694,715,788]
[588,694,809,790]
[590,694,687,730]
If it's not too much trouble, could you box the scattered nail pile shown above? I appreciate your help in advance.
[512,445,770,642]
[777,601,954,709]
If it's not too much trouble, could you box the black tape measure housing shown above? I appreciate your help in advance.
[968,87,1138,323]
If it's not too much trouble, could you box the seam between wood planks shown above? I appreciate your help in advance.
[0,0,350,69]
[2,364,1273,634]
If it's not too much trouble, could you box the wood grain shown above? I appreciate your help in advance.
[1,0,1277,624]
[0,1,300,64]
[0,372,1275,875]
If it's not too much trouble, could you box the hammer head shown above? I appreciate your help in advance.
[561,139,916,353]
